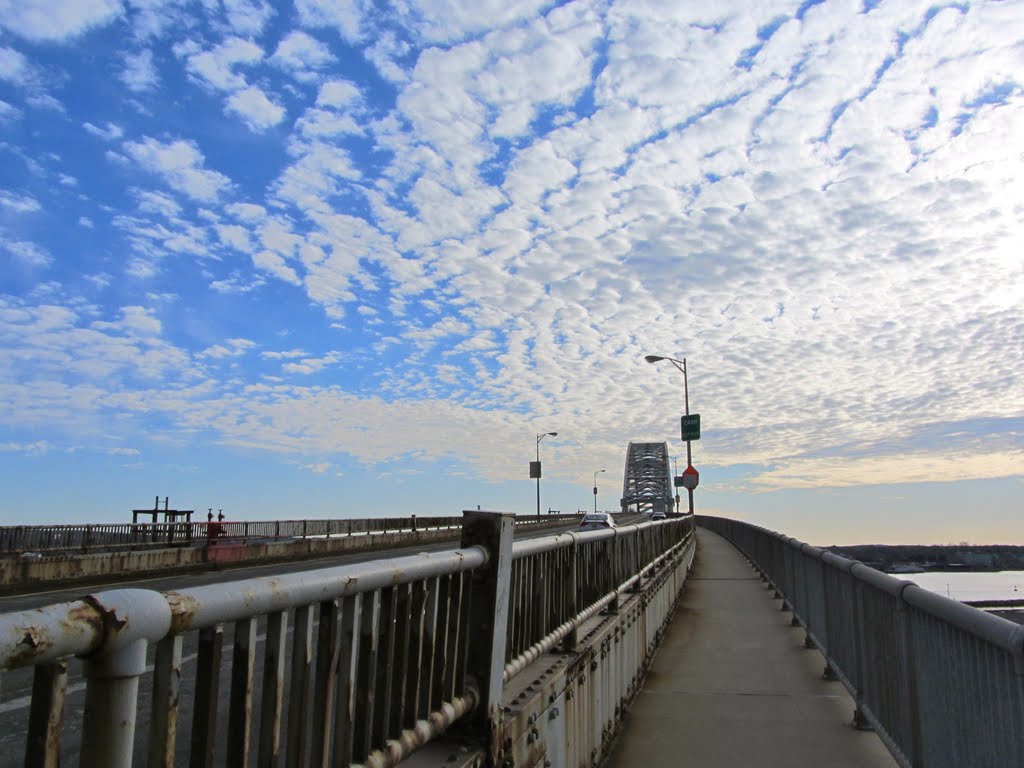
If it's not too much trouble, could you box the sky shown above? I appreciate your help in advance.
[0,0,1021,546]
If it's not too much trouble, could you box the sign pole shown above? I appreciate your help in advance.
[683,359,694,515]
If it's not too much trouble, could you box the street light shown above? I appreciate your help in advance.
[671,456,681,514]
[533,432,558,520]
[645,354,696,515]
[593,469,606,514]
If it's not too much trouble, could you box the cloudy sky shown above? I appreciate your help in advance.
[1,0,1021,544]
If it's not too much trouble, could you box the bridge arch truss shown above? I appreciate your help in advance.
[620,441,674,514]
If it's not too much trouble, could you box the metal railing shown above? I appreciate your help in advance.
[0,512,694,767]
[697,515,1024,768]
[0,514,586,555]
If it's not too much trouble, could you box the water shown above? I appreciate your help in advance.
[901,570,1024,603]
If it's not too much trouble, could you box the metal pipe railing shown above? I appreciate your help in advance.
[696,514,1024,768]
[0,514,588,555]
[0,512,691,767]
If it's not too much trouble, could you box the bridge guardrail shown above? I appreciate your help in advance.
[696,515,1024,768]
[0,512,693,767]
[0,514,587,556]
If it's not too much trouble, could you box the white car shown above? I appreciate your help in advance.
[579,512,617,531]
[650,510,667,521]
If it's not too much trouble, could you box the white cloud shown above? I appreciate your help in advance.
[261,348,308,359]
[135,189,182,217]
[0,190,41,213]
[217,223,253,251]
[226,202,267,222]
[0,46,29,84]
[0,0,122,41]
[402,0,551,44]
[316,79,361,108]
[0,441,53,454]
[122,49,158,92]
[223,0,274,36]
[272,30,335,82]
[93,305,163,336]
[107,447,139,455]
[200,338,257,358]
[294,108,364,140]
[295,0,365,42]
[26,94,65,112]
[272,143,361,213]
[184,37,264,92]
[0,99,21,121]
[83,121,125,141]
[4,240,52,267]
[127,0,186,39]
[123,136,232,202]
[252,249,301,285]
[226,86,286,131]
[282,351,340,374]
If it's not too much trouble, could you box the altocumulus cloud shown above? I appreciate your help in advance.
[0,0,1019,540]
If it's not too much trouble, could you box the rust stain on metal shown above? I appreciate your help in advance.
[164,590,203,634]
[8,627,54,667]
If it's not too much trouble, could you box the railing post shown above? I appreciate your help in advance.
[895,585,922,766]
[79,590,172,767]
[563,536,580,651]
[459,510,514,762]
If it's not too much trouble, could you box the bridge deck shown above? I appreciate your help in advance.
[606,528,898,768]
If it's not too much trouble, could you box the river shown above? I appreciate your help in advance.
[901,570,1024,603]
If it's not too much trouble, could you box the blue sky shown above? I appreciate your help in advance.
[0,0,1021,545]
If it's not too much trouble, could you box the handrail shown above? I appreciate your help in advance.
[696,514,1024,768]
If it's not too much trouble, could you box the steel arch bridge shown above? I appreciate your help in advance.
[619,441,674,515]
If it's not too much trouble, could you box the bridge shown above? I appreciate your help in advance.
[1,443,1021,767]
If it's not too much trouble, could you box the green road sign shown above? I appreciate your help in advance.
[681,413,701,441]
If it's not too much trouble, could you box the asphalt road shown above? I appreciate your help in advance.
[0,516,649,766]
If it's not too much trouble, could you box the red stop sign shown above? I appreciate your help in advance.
[681,465,699,490]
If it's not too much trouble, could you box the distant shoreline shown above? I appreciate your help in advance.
[823,544,1024,575]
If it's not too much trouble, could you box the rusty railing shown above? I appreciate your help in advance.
[0,512,695,767]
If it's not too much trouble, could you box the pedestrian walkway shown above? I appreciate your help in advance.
[605,528,897,768]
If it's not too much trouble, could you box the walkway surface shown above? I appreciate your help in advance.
[605,528,897,768]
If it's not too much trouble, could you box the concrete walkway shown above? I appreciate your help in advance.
[605,528,897,768]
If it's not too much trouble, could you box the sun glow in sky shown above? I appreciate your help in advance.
[0,0,1021,544]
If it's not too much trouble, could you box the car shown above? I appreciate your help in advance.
[579,512,617,531]
[650,510,667,521]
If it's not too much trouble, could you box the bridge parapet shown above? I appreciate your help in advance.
[0,514,586,556]
[0,513,695,767]
[0,514,586,594]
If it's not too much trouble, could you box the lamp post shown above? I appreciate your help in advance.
[593,469,605,514]
[645,355,696,515]
[533,432,557,520]
[671,456,681,514]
